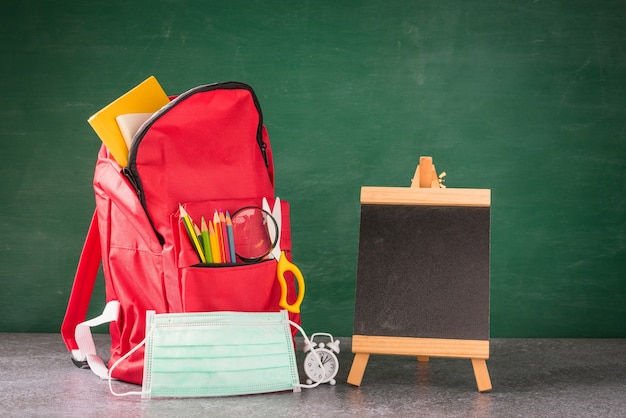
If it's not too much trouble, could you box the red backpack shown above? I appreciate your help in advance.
[61,82,301,385]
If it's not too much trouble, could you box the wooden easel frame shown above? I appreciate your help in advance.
[347,157,492,392]
[348,336,492,392]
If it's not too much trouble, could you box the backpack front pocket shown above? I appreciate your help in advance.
[180,261,279,312]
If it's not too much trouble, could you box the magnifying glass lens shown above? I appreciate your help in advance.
[231,206,278,262]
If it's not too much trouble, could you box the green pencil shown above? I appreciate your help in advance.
[201,216,213,263]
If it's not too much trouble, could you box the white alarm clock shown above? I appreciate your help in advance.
[303,333,340,385]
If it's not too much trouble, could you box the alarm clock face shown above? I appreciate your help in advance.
[304,348,338,383]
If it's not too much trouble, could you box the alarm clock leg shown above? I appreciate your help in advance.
[347,353,370,386]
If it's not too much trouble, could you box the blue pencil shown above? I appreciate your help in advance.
[226,211,236,263]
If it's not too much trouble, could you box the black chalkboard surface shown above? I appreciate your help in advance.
[354,204,490,340]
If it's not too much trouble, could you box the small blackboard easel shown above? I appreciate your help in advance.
[347,157,492,392]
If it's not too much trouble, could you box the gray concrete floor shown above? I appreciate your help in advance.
[1,333,625,417]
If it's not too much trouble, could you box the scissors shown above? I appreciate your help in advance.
[263,197,305,314]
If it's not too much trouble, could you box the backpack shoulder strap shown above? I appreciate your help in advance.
[60,210,102,355]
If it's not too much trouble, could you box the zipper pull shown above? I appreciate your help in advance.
[260,142,269,167]
[122,167,141,196]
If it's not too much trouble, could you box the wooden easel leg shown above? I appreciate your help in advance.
[417,355,429,362]
[471,358,492,392]
[347,353,370,386]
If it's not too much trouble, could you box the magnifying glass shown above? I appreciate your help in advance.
[230,206,279,263]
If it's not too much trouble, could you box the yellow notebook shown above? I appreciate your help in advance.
[87,76,170,167]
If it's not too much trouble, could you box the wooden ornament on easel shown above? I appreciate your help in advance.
[347,156,492,392]
[411,156,446,189]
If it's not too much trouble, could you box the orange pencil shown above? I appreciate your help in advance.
[213,210,225,263]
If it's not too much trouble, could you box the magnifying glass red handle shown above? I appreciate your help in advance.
[276,251,305,314]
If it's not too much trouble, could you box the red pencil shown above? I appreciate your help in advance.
[219,210,230,263]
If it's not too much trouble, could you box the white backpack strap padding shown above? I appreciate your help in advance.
[74,300,120,379]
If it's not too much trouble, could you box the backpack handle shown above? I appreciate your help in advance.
[60,210,102,357]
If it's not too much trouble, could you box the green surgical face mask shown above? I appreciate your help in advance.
[107,310,327,398]
[144,310,300,398]
[109,310,302,398]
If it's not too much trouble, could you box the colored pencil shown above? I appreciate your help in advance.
[179,205,206,263]
[219,210,230,263]
[201,216,213,263]
[208,220,221,263]
[226,211,236,263]
[214,210,225,263]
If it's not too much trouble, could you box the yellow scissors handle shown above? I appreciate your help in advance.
[276,251,305,313]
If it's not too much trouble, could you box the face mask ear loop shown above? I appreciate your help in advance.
[107,323,155,397]
[288,320,324,389]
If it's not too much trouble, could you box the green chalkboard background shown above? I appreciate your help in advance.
[1,0,624,337]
